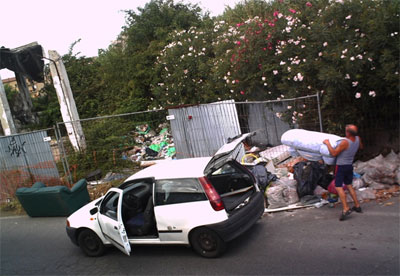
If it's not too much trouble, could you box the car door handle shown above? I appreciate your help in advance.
[114,226,118,230]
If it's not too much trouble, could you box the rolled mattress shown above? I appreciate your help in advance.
[281,129,344,165]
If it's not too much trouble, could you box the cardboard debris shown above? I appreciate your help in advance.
[259,145,291,165]
[264,203,314,213]
[140,159,171,168]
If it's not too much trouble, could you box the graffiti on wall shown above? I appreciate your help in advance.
[5,137,27,157]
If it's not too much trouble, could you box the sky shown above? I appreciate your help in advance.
[0,0,241,79]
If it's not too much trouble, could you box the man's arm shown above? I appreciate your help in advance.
[323,139,349,157]
[358,136,363,150]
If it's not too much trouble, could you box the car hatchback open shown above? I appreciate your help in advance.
[66,132,264,258]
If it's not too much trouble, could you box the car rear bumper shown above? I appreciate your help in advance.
[207,191,264,242]
[66,226,79,246]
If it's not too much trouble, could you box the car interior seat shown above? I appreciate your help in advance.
[125,195,156,237]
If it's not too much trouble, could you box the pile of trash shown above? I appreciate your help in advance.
[354,150,400,190]
[246,144,400,212]
[86,168,136,186]
[247,145,333,211]
[125,123,176,162]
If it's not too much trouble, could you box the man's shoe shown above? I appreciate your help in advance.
[352,206,362,213]
[339,209,352,221]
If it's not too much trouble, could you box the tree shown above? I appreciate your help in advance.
[96,0,207,113]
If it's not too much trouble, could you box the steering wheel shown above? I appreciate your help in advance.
[123,194,141,212]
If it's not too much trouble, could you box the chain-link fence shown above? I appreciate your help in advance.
[53,94,321,186]
[0,93,322,200]
[0,127,65,202]
[55,109,170,185]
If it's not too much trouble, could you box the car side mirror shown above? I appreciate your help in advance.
[90,207,98,215]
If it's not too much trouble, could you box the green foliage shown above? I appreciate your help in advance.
[4,84,19,105]
[31,83,62,128]
[29,0,398,149]
[153,0,399,135]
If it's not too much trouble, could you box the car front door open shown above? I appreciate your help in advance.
[98,188,131,256]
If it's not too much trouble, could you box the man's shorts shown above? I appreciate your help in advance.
[335,165,353,187]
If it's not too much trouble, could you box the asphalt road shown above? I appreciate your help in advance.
[1,199,399,275]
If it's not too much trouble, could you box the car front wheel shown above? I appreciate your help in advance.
[190,227,226,258]
[78,229,105,257]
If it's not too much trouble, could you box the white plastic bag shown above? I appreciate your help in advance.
[352,178,364,189]
[266,185,288,209]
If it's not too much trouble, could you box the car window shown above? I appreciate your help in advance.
[211,163,237,176]
[155,178,207,206]
[100,191,120,220]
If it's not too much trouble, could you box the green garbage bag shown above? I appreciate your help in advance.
[167,147,176,157]
[159,128,169,135]
[149,144,161,152]
[160,141,168,148]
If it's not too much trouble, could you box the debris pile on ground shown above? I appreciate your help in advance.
[374,185,400,202]
[127,123,176,162]
[354,150,400,190]
[265,178,299,209]
[86,168,134,184]
[248,144,399,212]
[88,183,113,201]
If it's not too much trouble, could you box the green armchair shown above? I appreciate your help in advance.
[16,179,90,217]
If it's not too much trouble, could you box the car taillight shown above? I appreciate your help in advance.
[66,219,70,227]
[199,177,225,211]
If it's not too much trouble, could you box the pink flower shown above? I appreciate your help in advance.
[240,91,245,95]
[355,92,361,99]
[236,41,241,45]
[268,22,275,27]
[289,8,296,14]
[236,23,242,27]
[306,2,312,7]
[273,11,279,17]
[263,47,267,51]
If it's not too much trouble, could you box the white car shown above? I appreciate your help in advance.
[66,132,264,258]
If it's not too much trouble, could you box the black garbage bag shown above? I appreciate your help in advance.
[251,163,277,191]
[319,172,334,190]
[145,147,158,157]
[293,161,330,198]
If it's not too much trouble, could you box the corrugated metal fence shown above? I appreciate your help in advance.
[167,95,321,159]
[0,130,61,201]
[168,100,242,159]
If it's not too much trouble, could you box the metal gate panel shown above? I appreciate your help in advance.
[246,102,291,147]
[169,100,242,159]
[0,130,60,200]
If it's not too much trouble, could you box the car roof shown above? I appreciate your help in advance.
[125,157,212,181]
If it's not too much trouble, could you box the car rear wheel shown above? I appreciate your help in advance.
[190,227,226,258]
[78,229,105,257]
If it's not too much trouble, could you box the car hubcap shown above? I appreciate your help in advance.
[199,233,216,251]
[85,236,97,251]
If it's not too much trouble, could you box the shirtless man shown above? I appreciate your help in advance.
[323,124,363,221]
